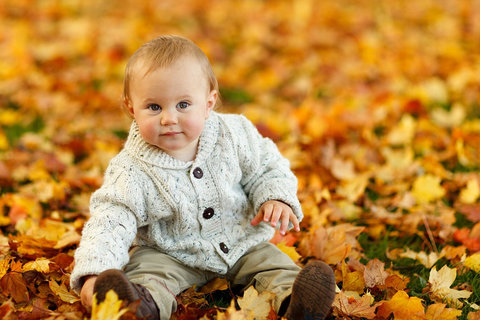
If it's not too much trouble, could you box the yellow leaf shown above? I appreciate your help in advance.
[429,265,472,308]
[343,271,365,293]
[91,290,128,320]
[22,258,50,273]
[425,303,462,320]
[386,114,416,145]
[48,280,80,304]
[431,104,466,128]
[276,241,301,262]
[376,290,425,320]
[399,249,443,268]
[0,257,12,279]
[459,179,480,204]
[237,286,273,319]
[411,174,446,204]
[465,253,480,273]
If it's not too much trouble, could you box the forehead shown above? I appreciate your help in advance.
[130,56,209,95]
[136,54,206,81]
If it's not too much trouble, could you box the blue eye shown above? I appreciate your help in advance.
[148,104,161,111]
[177,102,189,109]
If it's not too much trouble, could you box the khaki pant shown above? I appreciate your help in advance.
[123,242,301,320]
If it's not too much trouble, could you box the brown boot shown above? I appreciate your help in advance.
[94,269,160,320]
[284,260,336,320]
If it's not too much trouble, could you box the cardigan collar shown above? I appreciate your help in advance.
[124,112,219,169]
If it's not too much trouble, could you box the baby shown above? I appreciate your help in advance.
[70,35,335,320]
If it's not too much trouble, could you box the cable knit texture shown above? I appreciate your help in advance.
[70,112,303,292]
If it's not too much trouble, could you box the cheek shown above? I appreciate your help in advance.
[138,119,158,139]
[182,117,205,136]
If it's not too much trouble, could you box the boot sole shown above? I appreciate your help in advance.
[286,260,336,320]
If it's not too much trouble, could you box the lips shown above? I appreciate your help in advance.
[161,131,181,136]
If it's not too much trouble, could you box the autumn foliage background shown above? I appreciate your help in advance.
[1,0,480,319]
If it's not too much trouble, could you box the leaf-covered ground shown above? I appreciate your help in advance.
[1,0,480,319]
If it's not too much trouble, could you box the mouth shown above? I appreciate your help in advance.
[161,132,181,136]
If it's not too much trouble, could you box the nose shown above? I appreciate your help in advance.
[160,109,177,126]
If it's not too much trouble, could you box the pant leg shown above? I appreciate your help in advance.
[226,242,301,313]
[123,246,216,320]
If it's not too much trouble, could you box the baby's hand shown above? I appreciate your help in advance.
[80,275,97,312]
[251,200,300,235]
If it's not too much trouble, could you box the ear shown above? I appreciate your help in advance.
[205,90,217,118]
[124,97,135,118]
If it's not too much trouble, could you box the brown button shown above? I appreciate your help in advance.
[193,167,203,179]
[220,242,229,253]
[203,208,214,219]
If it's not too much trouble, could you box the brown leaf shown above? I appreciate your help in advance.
[364,258,389,288]
[332,291,378,319]
[0,272,29,303]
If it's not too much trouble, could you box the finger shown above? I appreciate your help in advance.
[270,206,283,227]
[250,211,264,226]
[290,213,300,232]
[262,203,274,222]
[280,211,290,235]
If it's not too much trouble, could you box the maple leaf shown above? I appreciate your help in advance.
[300,224,364,265]
[0,257,12,279]
[48,280,80,304]
[91,290,128,320]
[464,253,480,273]
[376,290,425,320]
[399,249,443,268]
[0,272,29,303]
[276,241,301,262]
[425,303,462,320]
[237,286,274,319]
[363,258,389,288]
[459,178,480,204]
[332,291,379,319]
[411,174,446,204]
[428,265,472,308]
[22,257,51,273]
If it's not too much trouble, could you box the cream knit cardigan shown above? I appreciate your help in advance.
[70,112,303,292]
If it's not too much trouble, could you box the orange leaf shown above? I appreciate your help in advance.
[425,303,462,320]
[0,272,29,303]
[376,290,425,320]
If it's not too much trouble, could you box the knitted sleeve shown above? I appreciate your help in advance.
[234,115,303,223]
[70,163,147,293]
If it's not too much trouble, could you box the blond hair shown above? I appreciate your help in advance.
[122,35,219,115]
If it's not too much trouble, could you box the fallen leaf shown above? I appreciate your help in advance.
[49,280,80,304]
[237,286,274,319]
[411,174,446,204]
[376,290,425,320]
[425,303,462,320]
[22,258,51,273]
[0,272,29,303]
[91,290,128,320]
[429,265,472,307]
[465,253,480,273]
[364,258,389,288]
[459,178,480,204]
[400,249,443,268]
[276,241,301,262]
[332,291,378,319]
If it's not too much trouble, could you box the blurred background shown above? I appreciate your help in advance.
[1,0,479,144]
[1,1,480,318]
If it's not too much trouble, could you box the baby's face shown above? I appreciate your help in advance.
[128,56,217,161]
